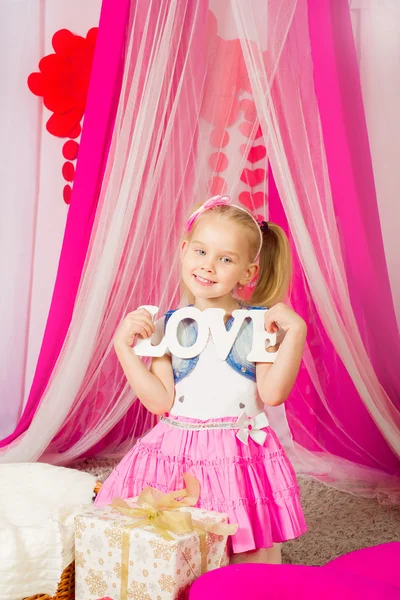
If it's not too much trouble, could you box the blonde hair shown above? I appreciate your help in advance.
[251,221,292,306]
[182,204,292,307]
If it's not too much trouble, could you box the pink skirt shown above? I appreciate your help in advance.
[95,415,307,554]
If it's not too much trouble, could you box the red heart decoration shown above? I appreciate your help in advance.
[240,168,265,187]
[69,123,82,139]
[63,184,72,205]
[86,27,98,45]
[27,72,45,96]
[255,125,262,139]
[47,108,84,137]
[239,191,267,209]
[240,144,266,164]
[62,161,75,182]
[239,122,263,140]
[62,140,79,160]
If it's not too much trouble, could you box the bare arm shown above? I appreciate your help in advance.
[114,309,174,415]
[115,344,174,415]
[256,303,307,406]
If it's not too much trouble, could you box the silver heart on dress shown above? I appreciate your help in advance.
[178,395,185,403]
[239,402,245,409]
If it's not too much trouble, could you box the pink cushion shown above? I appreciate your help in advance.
[189,544,400,599]
[325,542,400,588]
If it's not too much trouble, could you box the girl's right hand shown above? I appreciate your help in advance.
[113,308,155,349]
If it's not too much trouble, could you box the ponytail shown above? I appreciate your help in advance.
[250,223,292,307]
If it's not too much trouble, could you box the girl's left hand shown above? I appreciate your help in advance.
[264,302,306,335]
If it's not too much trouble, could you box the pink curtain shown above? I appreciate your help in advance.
[262,0,400,476]
[253,0,400,491]
[308,0,400,404]
[0,0,210,464]
[269,169,399,474]
[1,0,398,502]
[0,0,130,448]
[47,0,210,461]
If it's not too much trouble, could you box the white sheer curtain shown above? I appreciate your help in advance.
[350,0,400,330]
[0,0,208,462]
[0,1,44,439]
[0,1,398,507]
[23,0,102,407]
[0,0,101,439]
[233,0,400,477]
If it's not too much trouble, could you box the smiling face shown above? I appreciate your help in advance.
[181,214,258,307]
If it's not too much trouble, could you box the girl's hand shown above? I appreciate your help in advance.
[114,308,155,349]
[264,303,306,335]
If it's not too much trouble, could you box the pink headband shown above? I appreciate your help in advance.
[185,195,264,261]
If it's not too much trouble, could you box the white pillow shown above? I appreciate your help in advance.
[0,463,97,600]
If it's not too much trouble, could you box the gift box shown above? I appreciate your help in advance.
[75,475,236,600]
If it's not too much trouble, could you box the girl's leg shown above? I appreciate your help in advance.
[230,543,282,565]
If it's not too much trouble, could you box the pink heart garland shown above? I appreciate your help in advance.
[209,152,229,173]
[239,122,255,139]
[239,122,263,139]
[239,191,267,209]
[239,99,257,122]
[240,144,266,164]
[240,168,265,187]
[210,127,229,148]
[208,176,227,195]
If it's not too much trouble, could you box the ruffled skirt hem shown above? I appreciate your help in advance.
[95,416,307,553]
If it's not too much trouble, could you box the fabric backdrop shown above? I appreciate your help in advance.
[1,0,399,503]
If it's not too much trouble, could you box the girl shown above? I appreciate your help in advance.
[95,195,307,564]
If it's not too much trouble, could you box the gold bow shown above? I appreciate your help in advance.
[111,473,237,599]
[112,473,203,541]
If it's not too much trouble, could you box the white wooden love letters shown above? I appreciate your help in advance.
[133,305,279,362]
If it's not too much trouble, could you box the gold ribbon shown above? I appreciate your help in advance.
[111,473,237,599]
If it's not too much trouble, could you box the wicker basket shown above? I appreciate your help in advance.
[23,480,102,600]
[24,561,75,600]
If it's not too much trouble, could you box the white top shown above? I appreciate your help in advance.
[169,334,264,420]
[150,317,294,448]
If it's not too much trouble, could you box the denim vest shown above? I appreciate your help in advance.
[164,306,267,384]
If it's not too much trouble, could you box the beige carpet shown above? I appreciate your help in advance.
[73,458,400,566]
[283,476,399,565]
